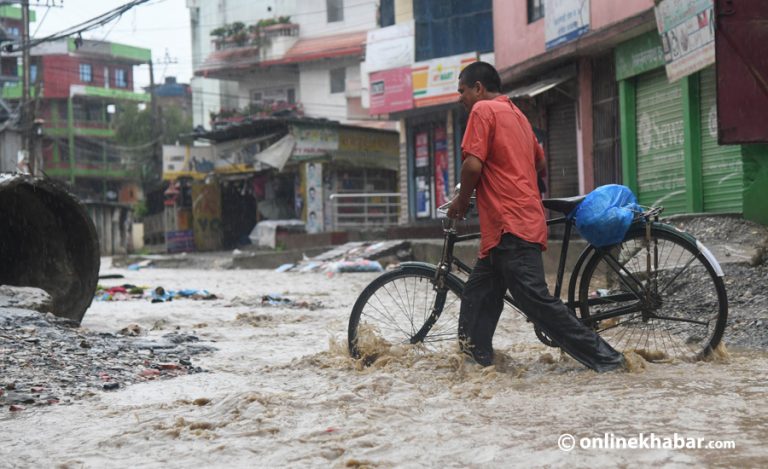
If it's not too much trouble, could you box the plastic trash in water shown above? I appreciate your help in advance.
[128,260,154,271]
[275,263,295,273]
[324,259,384,274]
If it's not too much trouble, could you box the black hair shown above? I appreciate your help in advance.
[459,61,501,93]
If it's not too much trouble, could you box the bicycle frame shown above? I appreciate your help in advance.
[431,205,666,317]
[433,213,578,312]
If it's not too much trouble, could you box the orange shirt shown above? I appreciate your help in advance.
[461,95,547,257]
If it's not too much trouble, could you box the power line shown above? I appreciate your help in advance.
[5,0,160,52]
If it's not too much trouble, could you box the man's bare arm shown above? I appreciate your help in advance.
[447,154,483,219]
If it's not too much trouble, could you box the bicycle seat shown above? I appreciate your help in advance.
[542,195,586,216]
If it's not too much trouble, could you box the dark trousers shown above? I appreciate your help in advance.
[458,233,624,372]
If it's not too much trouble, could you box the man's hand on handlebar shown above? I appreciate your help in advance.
[447,196,470,220]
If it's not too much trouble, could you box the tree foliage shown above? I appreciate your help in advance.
[114,103,192,190]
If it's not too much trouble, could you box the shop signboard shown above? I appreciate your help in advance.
[545,0,590,50]
[162,145,215,180]
[412,52,476,108]
[365,21,414,73]
[293,125,339,157]
[369,66,414,115]
[654,0,715,82]
[614,31,666,81]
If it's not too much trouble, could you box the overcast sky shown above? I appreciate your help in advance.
[33,0,193,89]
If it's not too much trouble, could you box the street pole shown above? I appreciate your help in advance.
[21,0,31,173]
[148,59,162,187]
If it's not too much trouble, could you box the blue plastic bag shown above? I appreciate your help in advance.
[574,184,641,247]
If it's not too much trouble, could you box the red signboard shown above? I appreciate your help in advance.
[369,66,414,115]
[715,0,768,143]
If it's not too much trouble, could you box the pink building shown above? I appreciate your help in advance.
[493,0,655,197]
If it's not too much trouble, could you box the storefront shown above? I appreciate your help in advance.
[397,52,477,222]
[616,31,751,216]
[291,122,400,232]
[506,67,579,200]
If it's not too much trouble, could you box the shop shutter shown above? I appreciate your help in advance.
[699,67,743,213]
[635,68,686,214]
[592,54,621,187]
[547,101,579,198]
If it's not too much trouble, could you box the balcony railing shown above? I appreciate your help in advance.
[212,23,299,51]
[329,192,400,230]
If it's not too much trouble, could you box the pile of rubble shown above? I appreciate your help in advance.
[0,291,215,412]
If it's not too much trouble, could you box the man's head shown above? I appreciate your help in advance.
[457,61,502,112]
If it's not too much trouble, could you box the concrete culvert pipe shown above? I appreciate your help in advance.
[0,173,100,324]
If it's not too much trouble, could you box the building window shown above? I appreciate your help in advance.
[115,69,127,88]
[528,0,544,23]
[330,67,346,94]
[250,87,296,106]
[30,64,38,84]
[414,0,493,62]
[379,0,395,27]
[79,63,92,82]
[327,0,343,23]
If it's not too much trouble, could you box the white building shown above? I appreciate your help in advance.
[187,0,385,128]
[186,0,297,129]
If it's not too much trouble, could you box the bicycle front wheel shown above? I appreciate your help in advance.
[348,264,464,360]
[578,224,728,362]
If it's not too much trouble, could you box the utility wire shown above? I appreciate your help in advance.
[6,0,156,52]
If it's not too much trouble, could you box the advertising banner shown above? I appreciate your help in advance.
[293,125,339,157]
[654,0,715,82]
[414,131,431,218]
[365,21,414,73]
[545,0,590,50]
[305,162,324,233]
[369,66,414,115]
[412,52,477,108]
[433,125,449,212]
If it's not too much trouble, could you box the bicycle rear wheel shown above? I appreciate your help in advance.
[578,224,728,362]
[348,264,464,360]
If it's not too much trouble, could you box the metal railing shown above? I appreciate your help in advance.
[329,192,400,230]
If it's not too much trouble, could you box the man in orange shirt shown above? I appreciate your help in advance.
[448,62,625,372]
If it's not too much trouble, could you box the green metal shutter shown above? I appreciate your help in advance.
[699,67,743,213]
[635,68,687,213]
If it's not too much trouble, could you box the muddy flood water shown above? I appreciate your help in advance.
[2,263,767,468]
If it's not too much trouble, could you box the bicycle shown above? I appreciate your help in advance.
[347,194,728,365]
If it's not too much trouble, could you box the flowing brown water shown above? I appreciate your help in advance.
[1,267,766,467]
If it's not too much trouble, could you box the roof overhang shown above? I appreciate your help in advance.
[507,73,573,99]
[261,31,366,66]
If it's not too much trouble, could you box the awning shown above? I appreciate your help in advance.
[262,31,366,65]
[506,73,574,99]
[196,45,261,77]
[256,134,295,171]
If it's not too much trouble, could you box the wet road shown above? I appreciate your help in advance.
[1,265,766,467]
